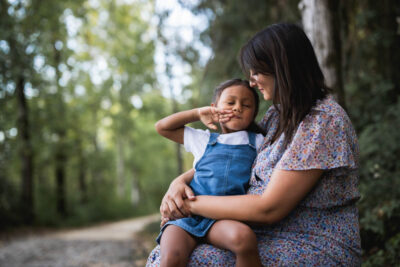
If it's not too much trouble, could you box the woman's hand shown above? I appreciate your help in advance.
[197,107,233,130]
[160,169,196,225]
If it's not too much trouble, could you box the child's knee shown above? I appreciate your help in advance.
[227,224,258,253]
[161,247,187,267]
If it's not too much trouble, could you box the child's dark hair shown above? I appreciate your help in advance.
[212,78,265,135]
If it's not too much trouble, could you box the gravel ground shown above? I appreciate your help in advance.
[0,214,160,267]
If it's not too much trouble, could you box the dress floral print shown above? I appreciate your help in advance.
[146,95,361,266]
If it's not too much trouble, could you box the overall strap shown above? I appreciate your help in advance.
[208,132,219,145]
[247,131,256,149]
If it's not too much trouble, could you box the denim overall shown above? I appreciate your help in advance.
[157,131,257,243]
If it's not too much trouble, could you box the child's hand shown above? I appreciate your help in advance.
[198,107,233,130]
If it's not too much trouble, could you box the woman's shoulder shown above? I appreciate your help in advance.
[305,95,353,127]
[278,95,359,172]
[312,95,348,118]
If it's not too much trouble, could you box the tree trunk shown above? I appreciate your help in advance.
[16,75,35,223]
[131,175,140,206]
[299,0,346,109]
[116,137,125,196]
[77,139,87,204]
[53,42,67,216]
[172,99,183,175]
[2,0,35,224]
[55,150,66,215]
[166,62,183,175]
[90,108,103,192]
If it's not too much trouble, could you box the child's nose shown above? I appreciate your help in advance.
[233,105,242,112]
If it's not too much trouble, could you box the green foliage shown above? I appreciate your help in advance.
[362,233,400,267]
[357,96,400,262]
[0,0,188,230]
[341,0,400,264]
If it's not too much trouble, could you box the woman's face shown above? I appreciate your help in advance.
[249,71,275,101]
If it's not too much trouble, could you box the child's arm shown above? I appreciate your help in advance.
[155,109,199,144]
[155,107,233,144]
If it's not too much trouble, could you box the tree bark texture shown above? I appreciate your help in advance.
[117,137,126,196]
[53,43,67,216]
[299,0,346,109]
[2,0,35,223]
[77,138,88,204]
[16,75,35,223]
[166,62,183,176]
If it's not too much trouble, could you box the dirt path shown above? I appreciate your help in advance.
[0,214,160,267]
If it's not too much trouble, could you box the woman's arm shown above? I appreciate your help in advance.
[188,168,323,224]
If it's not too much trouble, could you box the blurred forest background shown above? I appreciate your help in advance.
[0,0,399,265]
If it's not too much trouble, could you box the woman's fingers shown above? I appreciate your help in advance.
[160,217,169,227]
[160,194,183,219]
[174,196,190,217]
[164,184,192,219]
[185,186,196,200]
[160,202,170,219]
[160,186,195,219]
[171,184,195,216]
[166,197,185,219]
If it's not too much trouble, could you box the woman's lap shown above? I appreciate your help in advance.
[146,243,235,267]
[146,234,348,267]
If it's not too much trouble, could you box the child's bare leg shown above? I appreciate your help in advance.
[160,225,197,267]
[205,220,262,267]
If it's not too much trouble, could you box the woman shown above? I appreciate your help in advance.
[147,23,361,266]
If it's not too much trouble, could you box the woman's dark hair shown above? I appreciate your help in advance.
[213,78,265,135]
[239,22,331,147]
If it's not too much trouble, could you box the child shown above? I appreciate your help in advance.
[155,78,265,267]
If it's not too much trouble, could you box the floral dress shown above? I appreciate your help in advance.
[146,95,362,266]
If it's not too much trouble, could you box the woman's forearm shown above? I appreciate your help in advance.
[189,194,279,224]
[189,169,324,224]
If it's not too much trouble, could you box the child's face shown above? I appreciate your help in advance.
[214,85,256,134]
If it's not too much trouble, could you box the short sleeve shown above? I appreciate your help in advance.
[276,111,359,171]
[184,126,210,167]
